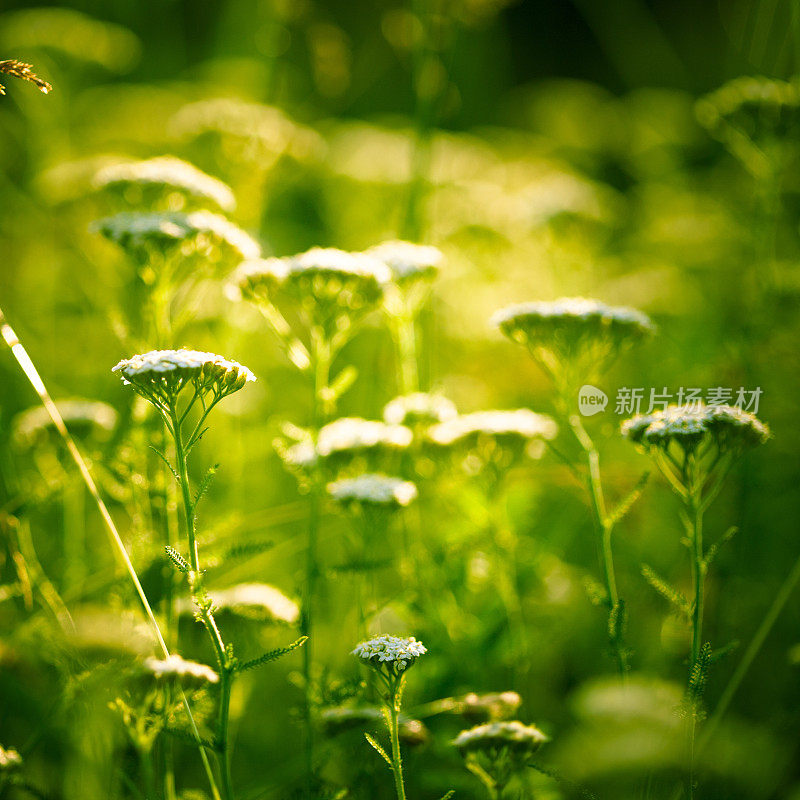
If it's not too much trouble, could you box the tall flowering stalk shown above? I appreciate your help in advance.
[493,298,654,677]
[234,249,390,793]
[352,635,427,800]
[367,240,442,394]
[621,403,769,798]
[112,349,305,800]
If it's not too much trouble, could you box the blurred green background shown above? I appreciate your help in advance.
[1,1,800,798]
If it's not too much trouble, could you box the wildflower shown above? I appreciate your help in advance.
[0,745,22,771]
[621,404,770,457]
[235,248,390,343]
[492,297,653,387]
[0,59,51,95]
[383,392,458,427]
[177,582,300,625]
[92,210,259,268]
[328,474,418,508]
[428,410,557,447]
[92,156,236,213]
[352,634,427,675]
[461,691,522,722]
[320,417,413,457]
[112,349,255,413]
[12,399,117,448]
[143,654,219,685]
[453,720,547,755]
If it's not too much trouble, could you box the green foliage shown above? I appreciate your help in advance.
[237,636,308,672]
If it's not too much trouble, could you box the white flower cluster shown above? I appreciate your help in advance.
[93,210,260,262]
[492,297,653,334]
[328,473,418,507]
[428,410,557,446]
[383,392,458,426]
[0,745,22,771]
[621,403,770,454]
[143,654,219,684]
[113,348,255,384]
[317,418,414,457]
[12,399,117,446]
[366,240,443,282]
[92,156,236,212]
[200,583,300,625]
[461,691,522,721]
[453,721,547,754]
[352,634,427,670]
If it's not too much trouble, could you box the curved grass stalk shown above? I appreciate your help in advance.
[0,306,222,800]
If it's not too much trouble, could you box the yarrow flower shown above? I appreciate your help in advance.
[621,404,770,456]
[460,691,522,722]
[0,744,22,771]
[143,654,219,685]
[112,349,255,412]
[328,473,418,508]
[12,399,117,448]
[383,392,458,427]
[234,249,390,343]
[318,418,413,457]
[177,582,300,625]
[428,410,557,447]
[92,156,236,213]
[352,634,427,674]
[367,240,443,284]
[453,720,547,756]
[492,298,653,386]
[92,210,260,267]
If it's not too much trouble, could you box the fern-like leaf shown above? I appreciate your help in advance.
[165,545,190,573]
[607,471,650,527]
[608,600,626,645]
[364,733,394,770]
[642,564,691,616]
[149,445,179,483]
[222,538,275,561]
[583,575,609,608]
[705,526,737,567]
[237,636,307,672]
[194,464,219,508]
[437,792,455,800]
[686,642,713,711]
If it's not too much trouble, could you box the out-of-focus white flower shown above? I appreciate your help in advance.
[328,473,418,507]
[92,156,236,212]
[177,583,299,625]
[12,399,117,448]
[453,720,547,754]
[143,654,219,684]
[112,349,255,408]
[352,634,427,671]
[367,240,443,283]
[92,210,260,265]
[0,745,22,771]
[318,418,413,457]
[383,392,458,427]
[461,691,522,722]
[428,410,557,447]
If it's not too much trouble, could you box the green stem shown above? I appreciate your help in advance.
[169,402,234,800]
[568,413,627,676]
[394,316,419,395]
[686,485,704,800]
[388,689,407,800]
[140,748,158,800]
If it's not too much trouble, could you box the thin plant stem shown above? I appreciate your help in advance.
[393,315,419,395]
[388,684,408,800]
[0,307,222,800]
[168,400,235,800]
[568,412,628,677]
[686,485,704,800]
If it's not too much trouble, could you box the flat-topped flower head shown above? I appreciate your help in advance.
[461,691,522,722]
[696,76,800,176]
[383,392,458,427]
[235,248,390,343]
[0,745,22,772]
[319,417,413,457]
[143,654,219,686]
[353,634,427,678]
[92,210,259,269]
[622,404,770,457]
[453,720,547,757]
[328,473,418,509]
[367,240,443,318]
[12,399,117,449]
[492,298,653,387]
[177,582,299,625]
[112,349,255,413]
[92,156,236,213]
